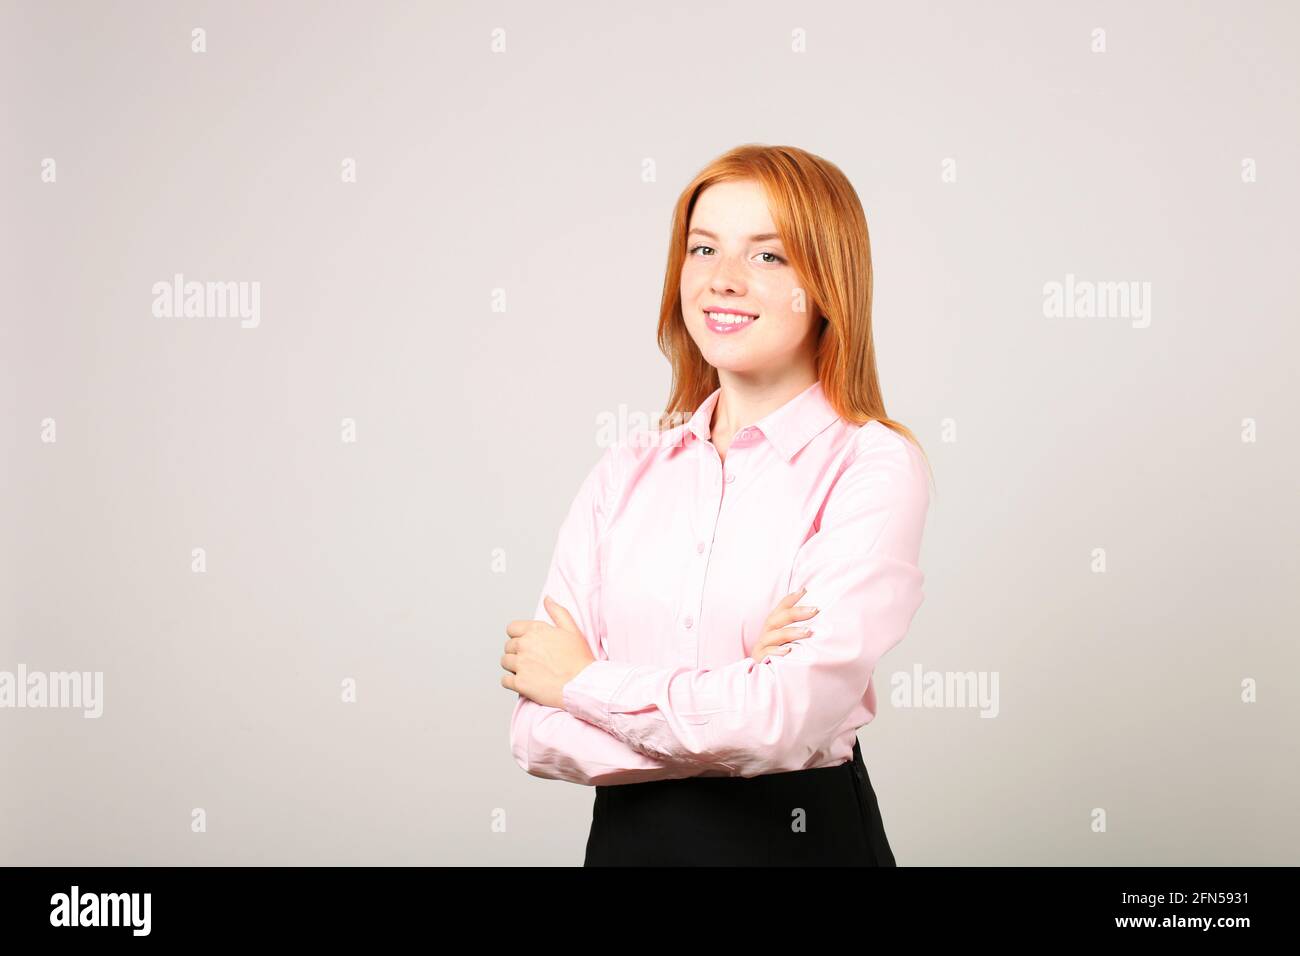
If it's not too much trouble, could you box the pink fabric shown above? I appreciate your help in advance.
[509,379,931,786]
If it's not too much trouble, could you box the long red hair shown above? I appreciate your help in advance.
[655,144,930,481]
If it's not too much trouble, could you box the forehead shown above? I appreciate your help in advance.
[689,179,778,235]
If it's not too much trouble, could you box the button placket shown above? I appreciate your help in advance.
[685,443,725,665]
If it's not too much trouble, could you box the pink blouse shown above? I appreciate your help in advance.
[509,379,931,786]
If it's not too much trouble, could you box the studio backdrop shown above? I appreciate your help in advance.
[2,0,1296,865]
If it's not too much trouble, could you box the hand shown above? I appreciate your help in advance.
[749,586,820,662]
[501,595,597,709]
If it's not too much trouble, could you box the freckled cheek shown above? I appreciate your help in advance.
[680,272,705,304]
[749,282,786,320]
[761,288,811,330]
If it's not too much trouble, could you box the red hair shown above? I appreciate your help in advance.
[656,144,930,481]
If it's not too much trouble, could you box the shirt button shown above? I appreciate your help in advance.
[696,542,705,554]
[725,473,735,484]
[684,614,694,629]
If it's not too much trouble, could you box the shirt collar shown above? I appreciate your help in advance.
[684,379,840,462]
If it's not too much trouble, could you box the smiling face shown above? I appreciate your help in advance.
[680,178,821,379]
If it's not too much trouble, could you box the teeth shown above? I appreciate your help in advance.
[707,311,757,324]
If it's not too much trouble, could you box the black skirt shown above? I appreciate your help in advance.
[584,738,896,866]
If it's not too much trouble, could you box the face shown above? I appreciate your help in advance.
[680,179,820,379]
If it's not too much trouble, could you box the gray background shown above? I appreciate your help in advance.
[1,0,1296,865]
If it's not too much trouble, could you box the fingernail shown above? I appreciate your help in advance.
[795,605,818,614]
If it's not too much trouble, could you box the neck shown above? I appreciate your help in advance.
[710,363,818,442]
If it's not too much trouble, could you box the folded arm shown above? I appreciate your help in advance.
[508,444,720,786]
[559,427,931,778]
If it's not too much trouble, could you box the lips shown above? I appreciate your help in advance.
[704,309,758,334]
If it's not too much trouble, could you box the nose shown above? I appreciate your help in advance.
[707,250,748,297]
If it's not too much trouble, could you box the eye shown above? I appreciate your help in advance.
[687,245,786,265]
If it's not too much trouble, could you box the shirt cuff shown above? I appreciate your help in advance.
[562,660,640,730]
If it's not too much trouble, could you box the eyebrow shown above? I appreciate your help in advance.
[687,228,784,243]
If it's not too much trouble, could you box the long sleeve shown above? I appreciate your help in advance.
[561,426,930,778]
[508,443,717,787]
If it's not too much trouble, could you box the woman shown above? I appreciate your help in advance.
[501,144,933,866]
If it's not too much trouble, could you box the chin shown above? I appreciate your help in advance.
[687,326,769,373]
[698,348,764,374]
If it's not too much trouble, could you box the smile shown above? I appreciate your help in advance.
[704,310,758,334]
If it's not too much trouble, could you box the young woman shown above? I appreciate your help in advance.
[502,144,933,866]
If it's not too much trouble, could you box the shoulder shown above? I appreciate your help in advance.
[852,418,926,462]
[814,421,930,556]
[605,419,691,477]
[581,421,681,503]
[839,419,931,510]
